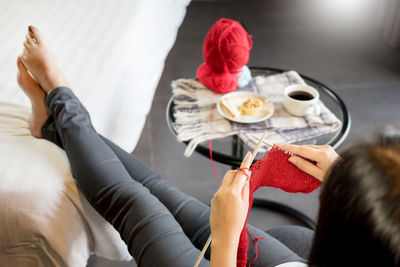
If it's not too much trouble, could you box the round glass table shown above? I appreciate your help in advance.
[166,67,351,229]
[167,67,351,168]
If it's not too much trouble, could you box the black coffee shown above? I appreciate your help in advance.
[288,91,314,101]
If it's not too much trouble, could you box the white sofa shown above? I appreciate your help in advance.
[0,0,190,266]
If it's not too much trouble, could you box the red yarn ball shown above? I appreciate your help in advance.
[197,63,238,94]
[197,18,253,94]
[203,18,252,73]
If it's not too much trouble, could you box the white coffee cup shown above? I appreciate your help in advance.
[283,84,321,116]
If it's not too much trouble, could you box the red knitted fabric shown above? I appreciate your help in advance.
[237,145,322,267]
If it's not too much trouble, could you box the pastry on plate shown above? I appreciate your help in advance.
[240,97,263,115]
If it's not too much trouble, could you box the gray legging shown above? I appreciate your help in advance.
[41,87,314,267]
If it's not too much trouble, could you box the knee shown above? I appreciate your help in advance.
[141,172,162,186]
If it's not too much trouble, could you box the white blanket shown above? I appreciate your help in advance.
[0,0,189,152]
[0,0,190,266]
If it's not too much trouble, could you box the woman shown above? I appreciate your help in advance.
[18,26,400,266]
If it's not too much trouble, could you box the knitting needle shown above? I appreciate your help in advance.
[250,131,267,162]
[251,134,274,148]
[193,131,268,267]
[193,236,212,267]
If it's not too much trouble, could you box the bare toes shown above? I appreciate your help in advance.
[28,25,42,44]
[23,42,31,51]
[25,33,35,46]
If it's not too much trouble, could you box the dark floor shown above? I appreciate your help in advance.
[89,0,400,266]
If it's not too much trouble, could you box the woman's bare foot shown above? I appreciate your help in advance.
[17,58,49,138]
[19,25,69,93]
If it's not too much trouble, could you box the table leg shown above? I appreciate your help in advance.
[232,135,244,169]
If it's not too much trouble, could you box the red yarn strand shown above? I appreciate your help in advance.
[209,139,221,185]
[247,228,265,267]
[237,168,250,180]
[208,93,221,185]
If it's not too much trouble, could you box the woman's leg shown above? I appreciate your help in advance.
[100,136,212,250]
[266,225,314,260]
[19,28,212,266]
[41,87,209,267]
[41,100,212,254]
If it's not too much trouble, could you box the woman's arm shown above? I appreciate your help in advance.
[276,144,341,182]
[209,152,252,267]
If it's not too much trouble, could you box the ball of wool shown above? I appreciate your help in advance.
[197,18,253,94]
[203,18,253,73]
[197,63,239,94]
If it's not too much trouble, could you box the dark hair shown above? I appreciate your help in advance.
[309,142,400,266]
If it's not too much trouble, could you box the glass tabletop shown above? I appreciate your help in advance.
[166,67,351,168]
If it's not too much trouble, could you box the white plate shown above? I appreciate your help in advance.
[217,91,274,123]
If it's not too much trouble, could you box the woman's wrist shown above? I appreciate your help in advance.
[212,229,241,248]
[211,236,239,250]
[210,237,239,267]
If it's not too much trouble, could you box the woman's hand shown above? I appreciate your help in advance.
[276,144,340,182]
[209,151,252,267]
[210,151,252,245]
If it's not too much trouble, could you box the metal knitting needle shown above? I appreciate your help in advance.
[193,131,268,267]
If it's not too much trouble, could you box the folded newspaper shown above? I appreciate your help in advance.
[172,71,341,157]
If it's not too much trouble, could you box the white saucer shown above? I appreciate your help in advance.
[217,91,274,124]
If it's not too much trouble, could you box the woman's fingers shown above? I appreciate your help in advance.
[221,149,251,188]
[221,170,236,187]
[303,144,324,149]
[232,169,251,192]
[240,151,253,169]
[288,156,323,181]
[276,144,321,161]
[232,151,252,189]
[242,177,250,199]
[276,144,339,182]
